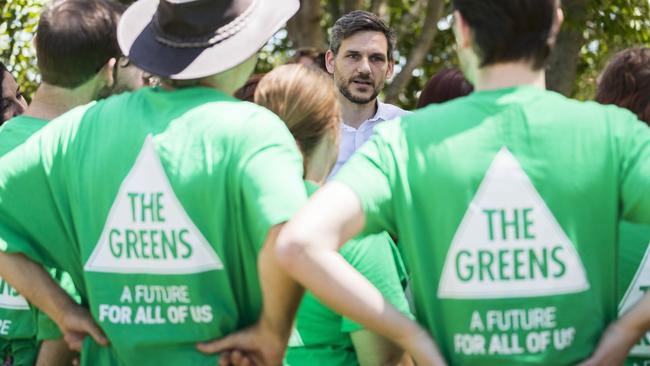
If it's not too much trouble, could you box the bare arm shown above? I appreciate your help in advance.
[0,252,107,351]
[276,182,446,365]
[578,292,650,366]
[36,339,76,366]
[197,224,304,365]
[351,329,406,366]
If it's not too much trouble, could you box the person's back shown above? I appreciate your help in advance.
[363,84,646,364]
[0,1,142,364]
[2,86,298,365]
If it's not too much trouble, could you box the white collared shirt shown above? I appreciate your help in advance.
[329,101,410,178]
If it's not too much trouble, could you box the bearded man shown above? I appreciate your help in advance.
[325,10,410,178]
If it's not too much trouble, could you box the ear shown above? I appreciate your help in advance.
[548,8,564,44]
[101,57,118,89]
[453,10,472,49]
[386,58,395,79]
[325,50,336,75]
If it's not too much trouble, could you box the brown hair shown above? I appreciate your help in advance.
[234,74,266,102]
[36,0,124,88]
[417,68,473,108]
[596,47,650,125]
[330,10,396,62]
[255,64,340,167]
[287,47,327,71]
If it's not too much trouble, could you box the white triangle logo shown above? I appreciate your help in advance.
[619,242,650,356]
[0,278,29,310]
[438,147,590,299]
[85,136,224,274]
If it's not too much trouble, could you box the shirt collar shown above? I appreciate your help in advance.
[341,100,387,131]
[368,100,389,123]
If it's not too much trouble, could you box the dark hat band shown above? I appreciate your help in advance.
[153,0,259,48]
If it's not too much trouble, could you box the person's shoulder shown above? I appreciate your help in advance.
[0,115,47,135]
[539,89,642,127]
[378,101,411,119]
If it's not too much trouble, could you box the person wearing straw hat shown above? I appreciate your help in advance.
[0,0,314,365]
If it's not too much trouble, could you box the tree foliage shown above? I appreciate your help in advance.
[1,0,648,108]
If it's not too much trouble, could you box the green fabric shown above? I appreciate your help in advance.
[335,86,650,365]
[618,221,650,366]
[0,87,307,366]
[284,181,412,366]
[0,115,82,365]
[0,338,38,366]
[0,115,47,156]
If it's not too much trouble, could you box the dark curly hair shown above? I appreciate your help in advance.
[596,47,650,125]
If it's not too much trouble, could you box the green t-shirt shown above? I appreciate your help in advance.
[618,221,650,366]
[335,86,650,365]
[0,87,307,366]
[0,115,80,366]
[284,182,412,366]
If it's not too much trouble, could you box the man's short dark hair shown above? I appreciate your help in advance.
[453,0,560,70]
[329,10,396,61]
[36,0,124,88]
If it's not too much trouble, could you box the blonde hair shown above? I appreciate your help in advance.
[255,64,340,162]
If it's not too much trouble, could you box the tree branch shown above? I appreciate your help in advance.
[370,0,388,19]
[546,0,589,95]
[385,0,445,104]
[341,0,365,14]
[286,0,326,49]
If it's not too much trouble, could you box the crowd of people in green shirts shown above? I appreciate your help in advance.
[0,0,649,365]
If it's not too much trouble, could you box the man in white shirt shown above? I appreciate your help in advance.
[326,10,410,177]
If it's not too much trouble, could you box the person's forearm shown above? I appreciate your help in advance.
[619,292,650,341]
[258,225,304,340]
[278,242,444,364]
[0,252,76,326]
[36,339,76,366]
[282,246,415,340]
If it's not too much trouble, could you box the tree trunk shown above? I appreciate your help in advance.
[546,0,588,96]
[370,0,387,15]
[286,0,326,49]
[341,0,365,14]
[384,0,444,104]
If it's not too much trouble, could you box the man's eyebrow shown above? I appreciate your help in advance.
[344,50,361,55]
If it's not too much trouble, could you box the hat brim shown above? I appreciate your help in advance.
[117,0,299,80]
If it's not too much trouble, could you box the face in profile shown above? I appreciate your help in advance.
[327,31,394,105]
[1,69,28,124]
[98,57,147,99]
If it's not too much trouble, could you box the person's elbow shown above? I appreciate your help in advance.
[275,222,310,273]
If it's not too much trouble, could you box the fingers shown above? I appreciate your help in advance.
[219,351,231,366]
[217,349,254,366]
[82,317,109,346]
[198,331,250,354]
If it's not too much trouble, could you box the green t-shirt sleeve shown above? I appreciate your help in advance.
[618,110,650,224]
[238,110,308,250]
[0,105,92,275]
[334,121,402,235]
[339,233,412,333]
